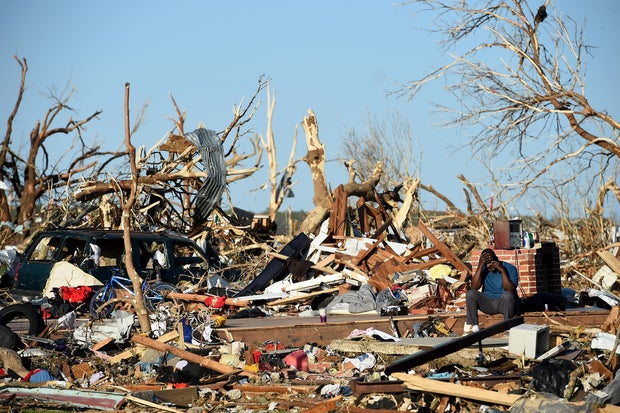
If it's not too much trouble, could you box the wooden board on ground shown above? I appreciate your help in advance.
[391,373,521,406]
[268,287,339,306]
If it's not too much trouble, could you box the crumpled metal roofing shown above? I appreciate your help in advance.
[184,128,226,225]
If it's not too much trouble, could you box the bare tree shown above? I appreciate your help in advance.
[1,56,123,240]
[121,82,151,333]
[397,0,619,207]
[299,109,389,234]
[260,85,298,223]
[73,77,269,234]
[340,110,418,191]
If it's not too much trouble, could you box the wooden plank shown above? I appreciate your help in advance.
[267,287,339,306]
[131,334,238,375]
[417,221,470,275]
[357,197,369,234]
[352,233,387,266]
[403,241,423,263]
[90,337,114,351]
[328,185,348,237]
[391,373,520,406]
[369,218,392,240]
[411,246,440,259]
[153,386,199,407]
[109,331,179,364]
[597,250,620,276]
[167,292,249,307]
[315,253,335,268]
[177,322,185,351]
[123,393,185,413]
[300,396,342,413]
[283,273,345,292]
[231,384,318,393]
[330,337,508,356]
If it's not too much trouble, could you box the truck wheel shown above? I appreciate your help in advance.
[0,303,45,336]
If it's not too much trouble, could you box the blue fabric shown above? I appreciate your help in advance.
[482,262,519,299]
[28,369,54,383]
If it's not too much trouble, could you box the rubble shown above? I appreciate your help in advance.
[0,196,617,412]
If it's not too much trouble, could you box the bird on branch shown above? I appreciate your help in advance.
[534,5,547,24]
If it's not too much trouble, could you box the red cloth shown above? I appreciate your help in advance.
[60,286,93,304]
[203,296,226,308]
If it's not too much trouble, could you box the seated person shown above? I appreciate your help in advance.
[465,248,520,333]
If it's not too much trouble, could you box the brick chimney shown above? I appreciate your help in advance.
[471,242,561,298]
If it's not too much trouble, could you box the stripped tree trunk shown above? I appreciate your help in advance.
[299,110,330,234]
[121,83,151,334]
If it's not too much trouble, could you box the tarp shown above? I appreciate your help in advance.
[42,261,103,298]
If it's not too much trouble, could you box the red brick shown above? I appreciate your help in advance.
[471,243,561,296]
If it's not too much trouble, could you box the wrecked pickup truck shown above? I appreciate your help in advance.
[9,228,221,302]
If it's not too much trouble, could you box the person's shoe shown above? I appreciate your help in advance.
[462,323,474,336]
[463,324,480,336]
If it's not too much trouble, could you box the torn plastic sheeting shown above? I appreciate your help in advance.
[185,128,226,225]
[347,327,401,342]
[588,288,620,307]
[531,358,578,397]
[73,310,135,344]
[591,332,620,354]
[343,353,376,371]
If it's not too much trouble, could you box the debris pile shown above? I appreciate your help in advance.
[0,303,617,412]
[0,194,617,412]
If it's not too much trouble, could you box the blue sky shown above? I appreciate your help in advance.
[1,1,619,216]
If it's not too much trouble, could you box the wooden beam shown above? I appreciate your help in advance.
[109,331,180,364]
[300,396,342,413]
[131,334,239,375]
[316,253,335,268]
[369,218,392,240]
[417,221,470,274]
[374,192,403,242]
[411,246,440,259]
[231,384,318,393]
[357,197,369,234]
[352,233,387,266]
[328,185,348,237]
[267,287,339,306]
[391,373,520,406]
[166,292,249,307]
[597,250,620,276]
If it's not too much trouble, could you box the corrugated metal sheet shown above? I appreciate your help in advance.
[185,128,226,224]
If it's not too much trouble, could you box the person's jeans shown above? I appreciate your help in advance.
[466,289,518,326]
